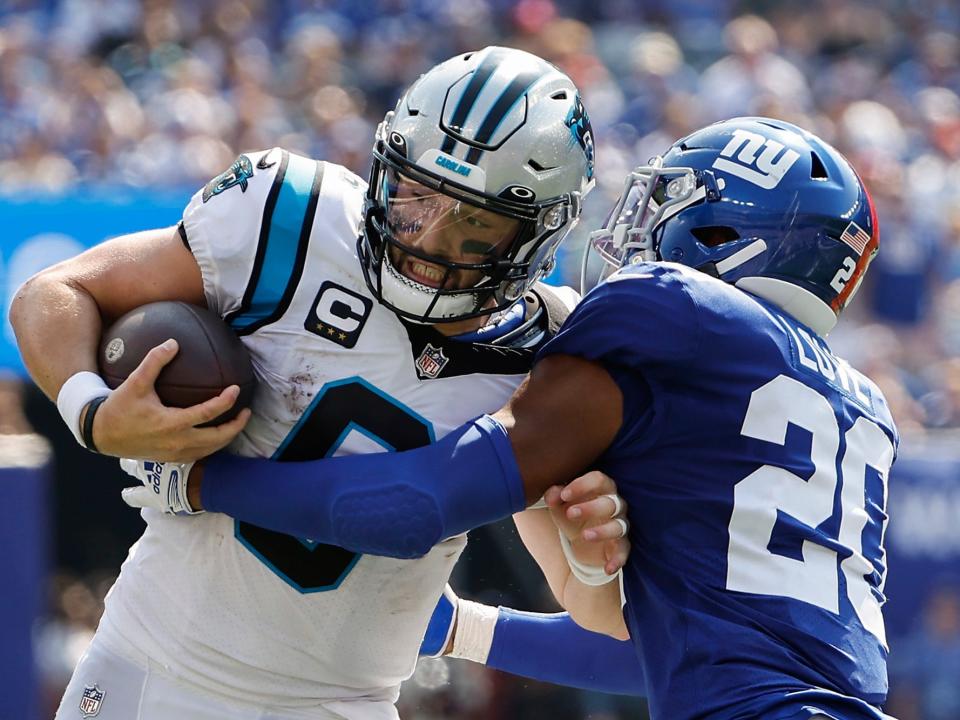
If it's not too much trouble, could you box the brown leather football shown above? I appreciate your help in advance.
[98,301,254,426]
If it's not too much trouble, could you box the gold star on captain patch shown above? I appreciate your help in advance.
[327,327,336,336]
[339,332,347,340]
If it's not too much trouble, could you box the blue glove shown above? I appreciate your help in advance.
[419,584,458,657]
[418,584,645,695]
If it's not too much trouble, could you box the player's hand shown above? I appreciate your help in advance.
[92,339,250,462]
[545,470,630,577]
[119,458,202,515]
[419,584,459,657]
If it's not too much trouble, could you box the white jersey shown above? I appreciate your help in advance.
[97,148,573,713]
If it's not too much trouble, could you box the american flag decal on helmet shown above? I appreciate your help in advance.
[840,221,871,256]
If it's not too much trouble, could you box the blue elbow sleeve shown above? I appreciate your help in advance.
[201,415,526,558]
[487,609,645,696]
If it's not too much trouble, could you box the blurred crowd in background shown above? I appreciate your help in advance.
[3,0,960,718]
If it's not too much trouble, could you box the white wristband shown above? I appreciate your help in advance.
[56,371,111,448]
[449,599,499,664]
[558,528,619,586]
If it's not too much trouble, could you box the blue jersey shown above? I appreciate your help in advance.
[538,263,899,720]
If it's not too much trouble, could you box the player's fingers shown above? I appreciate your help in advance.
[566,494,622,522]
[559,470,616,504]
[207,406,251,436]
[126,339,179,395]
[175,385,241,427]
[542,485,564,509]
[603,537,630,575]
[212,407,252,441]
[582,517,630,543]
[182,407,251,455]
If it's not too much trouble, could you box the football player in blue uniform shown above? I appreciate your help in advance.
[143,117,898,720]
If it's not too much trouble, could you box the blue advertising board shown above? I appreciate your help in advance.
[883,432,960,641]
[0,191,191,374]
[0,439,51,720]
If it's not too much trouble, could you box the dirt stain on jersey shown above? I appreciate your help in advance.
[286,369,317,416]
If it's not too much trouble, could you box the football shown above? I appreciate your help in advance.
[98,301,255,426]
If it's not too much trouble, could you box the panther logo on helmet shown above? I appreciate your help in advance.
[565,95,595,180]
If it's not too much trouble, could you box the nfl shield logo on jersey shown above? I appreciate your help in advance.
[79,685,104,717]
[415,343,449,379]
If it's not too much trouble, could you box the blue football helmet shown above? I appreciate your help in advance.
[584,117,879,334]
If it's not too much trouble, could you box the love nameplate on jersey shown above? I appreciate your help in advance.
[304,281,373,348]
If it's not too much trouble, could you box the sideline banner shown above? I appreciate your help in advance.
[0,192,190,374]
[0,436,52,720]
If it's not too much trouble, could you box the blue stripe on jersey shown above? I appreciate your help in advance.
[230,154,320,332]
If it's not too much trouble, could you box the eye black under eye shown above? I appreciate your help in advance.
[461,240,497,255]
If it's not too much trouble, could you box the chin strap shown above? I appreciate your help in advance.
[451,298,527,344]
[378,249,483,323]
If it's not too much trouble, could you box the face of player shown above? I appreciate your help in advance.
[385,176,521,292]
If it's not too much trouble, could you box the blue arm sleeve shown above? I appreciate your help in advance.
[487,609,645,696]
[201,415,526,558]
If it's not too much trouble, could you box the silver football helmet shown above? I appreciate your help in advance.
[360,46,596,323]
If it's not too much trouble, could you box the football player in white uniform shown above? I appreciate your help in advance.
[12,47,626,720]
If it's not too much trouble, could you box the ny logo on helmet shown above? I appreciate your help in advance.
[712,129,800,190]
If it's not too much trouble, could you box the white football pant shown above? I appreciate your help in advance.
[55,634,399,720]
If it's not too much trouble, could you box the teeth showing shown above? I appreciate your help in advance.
[411,261,444,284]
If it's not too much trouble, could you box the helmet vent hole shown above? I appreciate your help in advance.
[463,53,474,61]
[810,152,829,180]
[528,159,556,172]
[551,90,568,100]
[692,226,740,248]
[499,184,537,202]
